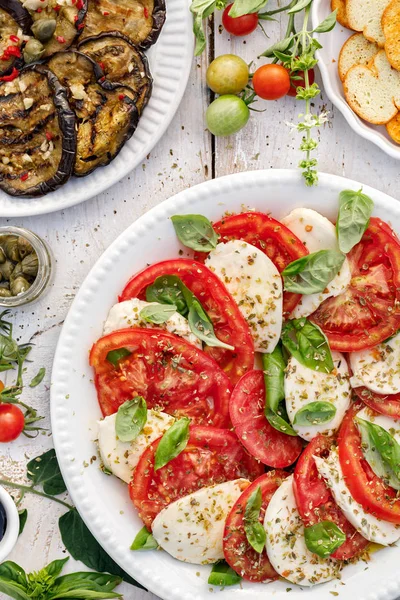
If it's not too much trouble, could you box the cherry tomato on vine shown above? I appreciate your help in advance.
[252,64,291,100]
[206,54,249,95]
[0,404,25,442]
[222,4,258,36]
[287,68,315,97]
[206,95,250,136]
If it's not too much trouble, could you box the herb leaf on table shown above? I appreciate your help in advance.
[27,449,67,496]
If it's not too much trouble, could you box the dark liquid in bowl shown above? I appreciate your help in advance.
[0,501,6,541]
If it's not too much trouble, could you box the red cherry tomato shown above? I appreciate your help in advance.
[287,68,315,97]
[252,64,290,100]
[0,404,25,442]
[222,4,258,36]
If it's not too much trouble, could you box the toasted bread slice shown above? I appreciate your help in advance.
[383,0,400,70]
[338,33,378,81]
[346,0,390,46]
[386,113,400,142]
[344,50,400,124]
[332,0,350,28]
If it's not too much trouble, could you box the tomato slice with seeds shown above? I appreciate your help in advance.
[338,402,400,524]
[229,370,303,468]
[119,259,254,385]
[223,471,287,582]
[89,328,232,427]
[353,386,400,419]
[193,212,309,316]
[310,218,400,352]
[129,426,265,528]
[293,434,369,560]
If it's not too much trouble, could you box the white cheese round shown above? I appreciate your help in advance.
[349,332,400,395]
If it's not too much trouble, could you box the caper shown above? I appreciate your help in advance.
[23,39,45,64]
[10,276,31,296]
[3,236,20,262]
[18,237,33,259]
[0,260,16,280]
[0,247,5,264]
[21,253,39,278]
[10,262,23,282]
[31,19,57,42]
[0,289,12,298]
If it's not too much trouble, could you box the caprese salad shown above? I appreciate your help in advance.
[90,189,400,589]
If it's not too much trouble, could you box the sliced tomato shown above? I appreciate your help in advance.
[311,218,400,352]
[194,212,308,316]
[119,259,254,384]
[353,386,400,419]
[89,328,232,427]
[129,426,265,528]
[293,434,369,560]
[229,370,303,468]
[338,402,400,524]
[223,471,287,582]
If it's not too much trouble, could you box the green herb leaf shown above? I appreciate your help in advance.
[171,214,218,252]
[139,303,177,324]
[46,558,70,578]
[261,37,293,57]
[356,418,400,490]
[130,526,159,550]
[29,367,46,388]
[27,449,67,496]
[336,189,374,253]
[287,0,313,13]
[208,562,241,587]
[154,417,190,471]
[282,250,346,294]
[190,0,217,55]
[115,397,147,443]
[304,521,346,558]
[293,401,337,426]
[0,562,27,587]
[18,509,28,535]
[49,571,122,599]
[0,580,30,600]
[243,486,266,553]
[314,9,337,32]
[106,348,132,367]
[0,333,19,364]
[229,0,267,17]
[263,348,297,436]
[281,318,334,373]
[146,275,189,316]
[188,298,234,350]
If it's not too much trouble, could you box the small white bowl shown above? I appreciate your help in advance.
[0,486,19,562]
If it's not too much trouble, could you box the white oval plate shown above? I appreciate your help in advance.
[51,169,400,600]
[0,0,193,218]
[311,0,400,160]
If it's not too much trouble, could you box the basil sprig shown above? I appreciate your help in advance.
[115,397,147,442]
[243,486,267,554]
[154,417,190,471]
[106,348,132,366]
[281,318,334,373]
[336,189,374,254]
[263,347,297,436]
[282,250,345,295]
[146,275,234,350]
[208,561,241,587]
[171,214,218,252]
[293,401,337,426]
[131,526,159,551]
[139,303,177,324]
[304,521,346,558]
[356,418,400,490]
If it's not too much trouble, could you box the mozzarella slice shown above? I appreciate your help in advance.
[264,476,340,586]
[151,479,249,565]
[103,298,201,348]
[97,410,175,483]
[315,448,400,545]
[205,240,283,353]
[281,208,351,318]
[349,332,400,395]
[285,352,351,441]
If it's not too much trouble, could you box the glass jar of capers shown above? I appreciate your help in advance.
[0,227,52,307]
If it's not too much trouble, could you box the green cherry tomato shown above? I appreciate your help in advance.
[206,54,249,95]
[206,95,250,137]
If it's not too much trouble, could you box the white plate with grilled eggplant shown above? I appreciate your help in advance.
[0,0,193,216]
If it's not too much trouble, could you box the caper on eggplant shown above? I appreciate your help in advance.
[23,38,45,64]
[31,18,57,43]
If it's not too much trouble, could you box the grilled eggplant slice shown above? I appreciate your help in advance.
[0,1,32,77]
[0,65,76,197]
[81,0,166,50]
[47,51,139,177]
[78,33,152,113]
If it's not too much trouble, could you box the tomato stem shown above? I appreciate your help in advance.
[0,478,73,510]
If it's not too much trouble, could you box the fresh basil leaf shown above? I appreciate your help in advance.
[190,0,216,55]
[243,486,266,553]
[262,348,297,436]
[48,588,121,599]
[27,449,67,496]
[29,367,46,388]
[229,0,267,17]
[337,189,374,254]
[314,9,337,32]
[260,37,293,57]
[171,214,218,252]
[208,561,241,587]
[188,298,234,350]
[287,0,313,13]
[146,275,189,316]
[18,509,28,535]
[59,508,144,589]
[281,318,334,373]
[282,250,346,295]
[293,401,337,426]
[265,408,298,436]
[139,304,177,325]
[304,521,346,558]
[356,418,400,490]
[52,572,122,594]
[0,561,27,587]
[244,486,262,521]
[115,397,147,442]
[130,526,159,551]
[0,333,19,364]
[0,580,30,600]
[154,417,190,471]
[106,348,132,367]
[46,558,70,578]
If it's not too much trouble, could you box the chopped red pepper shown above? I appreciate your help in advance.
[20,173,29,182]
[56,36,66,43]
[45,131,54,141]
[118,94,125,100]
[144,7,149,18]
[0,67,19,82]
[9,35,20,43]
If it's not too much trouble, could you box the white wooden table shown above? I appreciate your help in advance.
[1,8,400,600]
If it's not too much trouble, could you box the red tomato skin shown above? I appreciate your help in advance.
[252,64,291,100]
[119,259,254,384]
[129,426,265,528]
[222,5,258,36]
[229,370,303,468]
[338,402,400,524]
[194,212,309,317]
[293,434,369,560]
[0,404,25,442]
[286,68,315,97]
[90,328,232,427]
[353,386,400,419]
[223,471,287,582]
